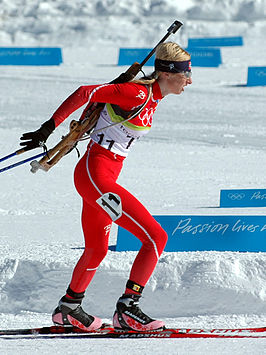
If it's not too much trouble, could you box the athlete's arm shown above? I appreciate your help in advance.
[52,83,149,127]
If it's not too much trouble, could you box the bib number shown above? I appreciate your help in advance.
[96,192,122,221]
[97,133,135,150]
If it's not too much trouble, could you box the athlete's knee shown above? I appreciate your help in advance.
[92,248,108,264]
[142,225,168,255]
[83,246,108,266]
[155,227,168,255]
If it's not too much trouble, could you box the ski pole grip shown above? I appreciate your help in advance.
[16,148,27,155]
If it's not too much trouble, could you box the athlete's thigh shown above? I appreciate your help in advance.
[81,199,112,250]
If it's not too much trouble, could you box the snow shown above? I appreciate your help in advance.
[0,0,266,354]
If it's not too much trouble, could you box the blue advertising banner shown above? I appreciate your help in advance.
[220,189,266,207]
[188,36,243,47]
[186,47,222,67]
[118,47,222,67]
[118,48,154,66]
[116,215,266,252]
[0,47,63,65]
[247,67,266,86]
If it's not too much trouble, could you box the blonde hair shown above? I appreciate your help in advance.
[131,42,190,85]
[155,42,190,62]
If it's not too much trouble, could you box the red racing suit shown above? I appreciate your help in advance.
[51,81,168,293]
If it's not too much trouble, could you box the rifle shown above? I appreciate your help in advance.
[0,20,183,174]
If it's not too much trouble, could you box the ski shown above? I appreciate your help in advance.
[0,325,265,339]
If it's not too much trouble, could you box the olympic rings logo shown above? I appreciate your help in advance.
[255,70,266,77]
[139,107,154,127]
[227,193,245,200]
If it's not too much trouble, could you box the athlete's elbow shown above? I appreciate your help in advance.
[75,86,87,97]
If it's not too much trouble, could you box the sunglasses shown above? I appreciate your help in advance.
[179,71,192,79]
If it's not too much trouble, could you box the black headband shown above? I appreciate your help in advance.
[154,59,191,73]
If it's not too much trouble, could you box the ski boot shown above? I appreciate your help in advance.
[113,294,165,331]
[52,296,102,331]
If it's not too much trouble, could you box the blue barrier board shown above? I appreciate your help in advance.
[118,47,221,67]
[116,215,266,252]
[188,36,243,47]
[247,67,266,86]
[0,47,62,65]
[118,48,154,66]
[186,47,222,67]
[220,189,266,207]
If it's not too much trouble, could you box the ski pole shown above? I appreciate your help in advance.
[0,151,46,173]
[0,148,26,163]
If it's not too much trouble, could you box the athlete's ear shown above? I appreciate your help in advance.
[159,72,171,80]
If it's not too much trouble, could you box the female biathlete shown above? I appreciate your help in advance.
[20,42,192,331]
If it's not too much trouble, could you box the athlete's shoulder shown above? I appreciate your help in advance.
[117,82,149,102]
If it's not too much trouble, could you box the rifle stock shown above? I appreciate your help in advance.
[30,108,101,173]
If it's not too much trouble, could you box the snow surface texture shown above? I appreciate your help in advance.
[0,0,266,354]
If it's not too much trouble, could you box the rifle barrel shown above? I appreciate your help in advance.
[140,20,183,67]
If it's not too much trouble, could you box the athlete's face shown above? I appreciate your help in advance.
[158,72,192,96]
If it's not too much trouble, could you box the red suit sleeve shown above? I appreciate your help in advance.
[51,83,149,127]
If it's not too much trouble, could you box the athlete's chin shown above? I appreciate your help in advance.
[173,88,184,95]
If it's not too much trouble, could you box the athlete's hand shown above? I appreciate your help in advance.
[20,118,55,151]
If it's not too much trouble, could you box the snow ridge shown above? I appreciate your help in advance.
[0,251,265,317]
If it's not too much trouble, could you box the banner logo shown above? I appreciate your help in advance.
[227,193,245,200]
[220,189,266,207]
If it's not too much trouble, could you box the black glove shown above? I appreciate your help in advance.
[20,118,55,151]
